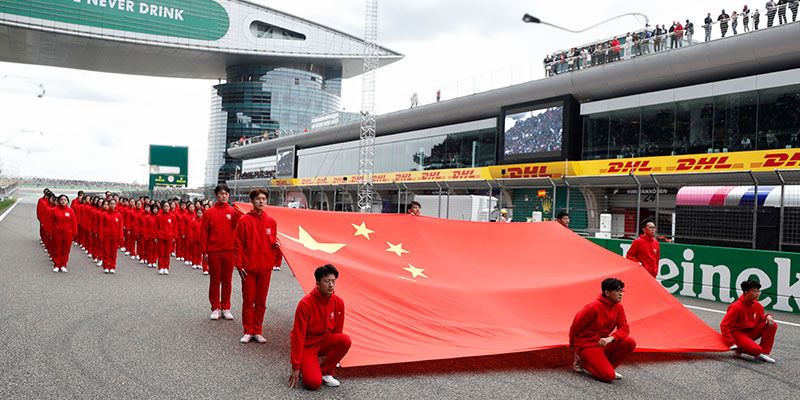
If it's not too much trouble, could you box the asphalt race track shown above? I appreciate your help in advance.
[2,195,799,399]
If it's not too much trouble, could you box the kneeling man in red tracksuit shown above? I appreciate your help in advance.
[569,278,636,382]
[289,264,351,390]
[720,279,777,363]
[233,188,279,344]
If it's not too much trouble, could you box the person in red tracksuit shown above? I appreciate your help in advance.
[186,204,200,269]
[569,278,636,383]
[42,194,56,261]
[36,188,51,248]
[176,201,188,263]
[625,219,659,277]
[289,264,351,390]
[70,191,83,247]
[144,204,158,268]
[201,184,240,320]
[50,195,78,273]
[233,188,279,344]
[156,201,175,275]
[100,199,124,274]
[720,279,778,363]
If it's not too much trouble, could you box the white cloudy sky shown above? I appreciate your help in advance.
[0,0,740,186]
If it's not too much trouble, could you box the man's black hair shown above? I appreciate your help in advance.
[601,278,625,298]
[314,264,339,281]
[214,184,230,195]
[741,279,762,292]
[557,212,569,220]
[77,190,84,196]
[640,218,655,233]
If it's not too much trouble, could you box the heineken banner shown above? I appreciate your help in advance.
[588,238,800,314]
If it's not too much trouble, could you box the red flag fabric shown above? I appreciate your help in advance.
[234,204,728,367]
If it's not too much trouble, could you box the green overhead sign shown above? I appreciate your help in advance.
[0,0,230,41]
[148,145,188,191]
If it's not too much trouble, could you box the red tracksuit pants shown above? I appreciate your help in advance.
[733,321,777,356]
[157,239,172,269]
[240,269,272,335]
[144,238,155,264]
[299,334,352,390]
[103,238,119,270]
[577,336,637,383]
[52,233,72,269]
[208,252,234,311]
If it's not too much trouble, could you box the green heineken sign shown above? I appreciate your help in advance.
[0,0,229,41]
[589,238,800,314]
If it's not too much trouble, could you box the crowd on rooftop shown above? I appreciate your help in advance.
[544,2,799,76]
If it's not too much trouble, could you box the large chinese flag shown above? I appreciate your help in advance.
[235,204,728,367]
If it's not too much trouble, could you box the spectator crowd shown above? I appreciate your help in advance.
[544,2,799,76]
[504,107,563,156]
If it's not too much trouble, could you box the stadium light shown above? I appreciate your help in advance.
[522,12,650,33]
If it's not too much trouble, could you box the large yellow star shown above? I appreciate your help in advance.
[403,264,428,279]
[385,242,409,257]
[279,226,346,254]
[351,221,374,240]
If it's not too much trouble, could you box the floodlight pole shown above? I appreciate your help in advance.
[358,0,379,213]
[522,12,650,32]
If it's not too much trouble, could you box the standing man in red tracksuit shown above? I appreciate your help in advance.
[289,264,351,390]
[201,184,240,321]
[51,194,78,273]
[720,279,778,363]
[626,219,660,277]
[233,188,279,344]
[569,278,636,383]
[36,188,51,248]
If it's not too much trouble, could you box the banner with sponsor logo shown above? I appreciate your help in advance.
[271,167,488,187]
[589,237,800,314]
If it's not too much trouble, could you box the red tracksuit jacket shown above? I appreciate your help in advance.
[569,295,631,351]
[144,213,156,240]
[720,294,773,347]
[100,209,124,240]
[50,205,78,237]
[156,212,175,241]
[36,196,48,223]
[290,287,346,369]
[233,209,278,272]
[200,202,239,254]
[626,235,660,277]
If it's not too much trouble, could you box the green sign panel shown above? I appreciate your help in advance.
[148,145,188,191]
[588,237,800,314]
[1,0,229,41]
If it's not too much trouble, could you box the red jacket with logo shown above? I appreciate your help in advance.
[233,210,278,272]
[100,209,124,240]
[720,294,772,347]
[200,202,239,254]
[569,295,631,351]
[50,205,78,236]
[290,287,346,369]
[626,235,660,277]
[156,212,175,241]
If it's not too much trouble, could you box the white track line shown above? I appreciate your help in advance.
[684,304,800,328]
[0,198,20,223]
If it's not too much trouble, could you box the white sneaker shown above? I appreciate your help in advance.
[109,269,115,274]
[135,255,140,260]
[158,269,164,275]
[614,372,623,380]
[60,267,68,273]
[203,271,209,275]
[131,255,136,260]
[273,266,281,271]
[104,269,109,274]
[222,310,234,320]
[98,261,103,268]
[757,354,776,363]
[240,334,252,344]
[253,334,267,343]
[185,261,191,266]
[125,251,131,256]
[120,247,126,252]
[140,259,146,264]
[163,269,169,275]
[210,309,220,320]
[53,267,59,273]
[321,375,340,387]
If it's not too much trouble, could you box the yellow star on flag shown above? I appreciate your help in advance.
[403,264,428,279]
[279,226,346,254]
[351,221,374,240]
[385,242,409,257]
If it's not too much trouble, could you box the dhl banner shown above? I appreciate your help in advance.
[271,149,800,186]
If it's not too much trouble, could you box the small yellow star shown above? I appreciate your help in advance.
[351,221,374,240]
[403,264,427,278]
[385,242,409,257]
